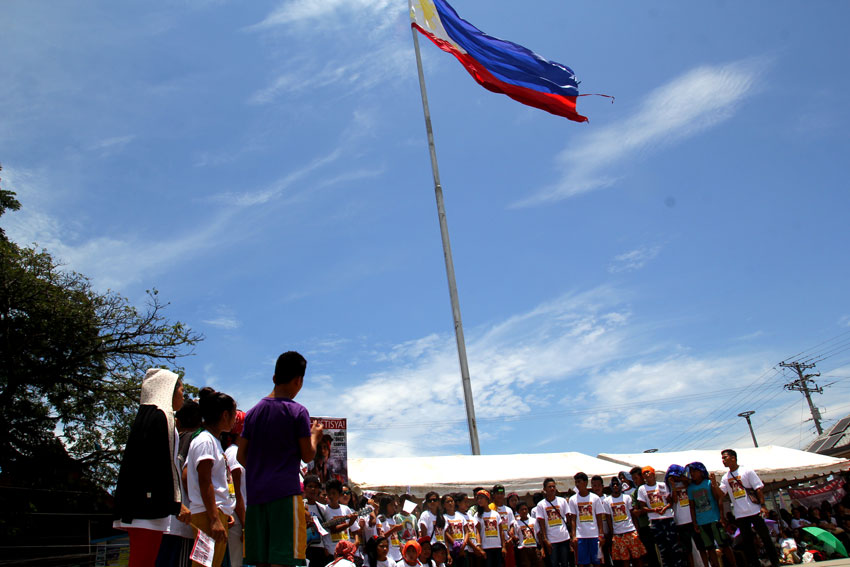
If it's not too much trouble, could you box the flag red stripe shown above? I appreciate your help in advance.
[414,23,588,123]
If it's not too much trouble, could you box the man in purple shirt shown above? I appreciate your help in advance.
[238,351,323,567]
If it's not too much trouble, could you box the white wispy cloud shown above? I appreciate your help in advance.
[735,330,765,341]
[248,44,412,106]
[202,306,242,330]
[286,283,822,458]
[224,149,343,207]
[249,0,402,31]
[608,245,662,273]
[87,135,135,157]
[515,58,767,207]
[297,286,640,457]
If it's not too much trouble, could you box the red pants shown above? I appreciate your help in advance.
[127,527,164,567]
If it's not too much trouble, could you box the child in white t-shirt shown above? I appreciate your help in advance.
[779,529,799,565]
[186,387,238,567]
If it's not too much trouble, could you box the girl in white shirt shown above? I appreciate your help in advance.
[442,494,468,550]
[420,492,446,544]
[366,535,398,567]
[186,387,237,567]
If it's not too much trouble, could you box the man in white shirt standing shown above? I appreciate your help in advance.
[535,478,572,567]
[719,449,779,567]
[568,472,605,567]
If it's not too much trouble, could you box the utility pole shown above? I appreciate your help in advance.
[781,361,824,435]
[738,410,759,447]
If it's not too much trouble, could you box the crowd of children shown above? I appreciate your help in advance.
[302,455,850,567]
[112,358,849,567]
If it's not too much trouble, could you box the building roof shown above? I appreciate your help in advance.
[805,414,850,456]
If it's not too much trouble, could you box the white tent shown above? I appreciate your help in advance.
[597,445,850,485]
[348,452,625,496]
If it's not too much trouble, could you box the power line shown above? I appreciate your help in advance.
[665,366,784,450]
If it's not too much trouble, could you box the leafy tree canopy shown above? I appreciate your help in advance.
[0,179,202,489]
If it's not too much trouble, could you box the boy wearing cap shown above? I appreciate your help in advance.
[535,478,572,567]
[636,466,685,567]
[568,472,605,567]
[686,462,735,567]
[493,484,517,567]
[605,477,645,567]
[477,490,506,567]
[665,465,704,567]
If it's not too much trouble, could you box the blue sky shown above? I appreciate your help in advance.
[3,1,850,461]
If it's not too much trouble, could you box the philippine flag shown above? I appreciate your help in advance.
[410,0,588,123]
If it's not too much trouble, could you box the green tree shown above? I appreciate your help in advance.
[0,181,202,489]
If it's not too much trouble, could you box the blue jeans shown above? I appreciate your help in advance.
[546,541,572,567]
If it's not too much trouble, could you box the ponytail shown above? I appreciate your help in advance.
[198,387,236,427]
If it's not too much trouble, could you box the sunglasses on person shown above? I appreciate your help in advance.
[342,490,351,495]
[427,498,439,503]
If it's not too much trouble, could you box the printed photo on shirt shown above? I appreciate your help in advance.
[648,491,664,510]
[484,517,499,537]
[578,502,593,523]
[611,502,627,523]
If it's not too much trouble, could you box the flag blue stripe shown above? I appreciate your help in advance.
[431,0,580,97]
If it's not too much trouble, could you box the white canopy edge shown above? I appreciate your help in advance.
[348,452,626,496]
[597,445,850,485]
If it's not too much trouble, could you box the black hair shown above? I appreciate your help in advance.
[721,448,737,459]
[441,494,455,506]
[424,491,445,530]
[516,500,529,510]
[303,474,322,488]
[532,492,545,505]
[326,479,343,494]
[574,472,588,482]
[431,542,448,558]
[175,399,202,429]
[365,535,389,567]
[220,431,237,448]
[274,351,307,384]
[629,466,643,475]
[198,387,236,426]
[543,478,556,488]
[591,475,604,484]
[379,495,394,516]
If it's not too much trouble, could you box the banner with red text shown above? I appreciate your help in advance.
[788,478,845,509]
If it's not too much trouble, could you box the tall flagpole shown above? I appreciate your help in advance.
[411,26,481,455]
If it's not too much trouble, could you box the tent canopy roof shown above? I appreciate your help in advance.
[348,452,624,496]
[597,445,850,485]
